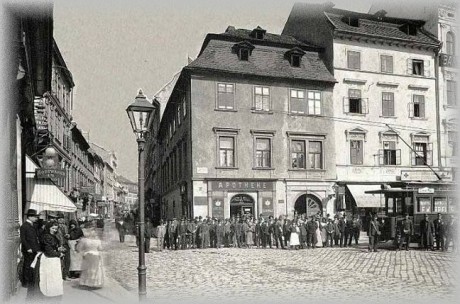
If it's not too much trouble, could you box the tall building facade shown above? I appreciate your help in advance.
[148,26,337,220]
[369,1,458,178]
[283,3,455,216]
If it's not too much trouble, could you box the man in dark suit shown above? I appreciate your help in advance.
[272,218,285,249]
[306,216,318,248]
[338,217,346,247]
[326,218,335,247]
[433,213,446,251]
[20,209,41,296]
[400,214,414,251]
[420,214,435,251]
[368,214,382,252]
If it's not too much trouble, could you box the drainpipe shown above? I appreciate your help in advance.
[434,49,442,170]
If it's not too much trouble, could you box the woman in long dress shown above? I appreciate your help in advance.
[33,221,65,301]
[315,217,323,248]
[78,227,104,288]
[320,218,328,247]
[289,221,300,250]
[246,219,254,248]
[68,219,84,278]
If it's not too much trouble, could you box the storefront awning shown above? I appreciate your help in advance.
[26,177,77,213]
[347,184,384,208]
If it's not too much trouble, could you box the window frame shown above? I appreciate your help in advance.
[288,135,325,170]
[380,55,394,73]
[289,88,307,114]
[412,59,424,76]
[381,141,401,166]
[218,135,236,168]
[382,92,395,117]
[446,31,455,55]
[446,80,456,106]
[410,95,426,119]
[347,50,361,70]
[350,139,364,165]
[307,90,322,115]
[216,82,236,110]
[290,140,306,169]
[253,86,271,112]
[251,131,275,170]
[213,128,239,169]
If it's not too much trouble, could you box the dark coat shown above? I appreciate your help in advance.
[41,233,61,258]
[20,221,41,254]
[419,218,435,246]
[306,220,318,234]
[433,219,446,236]
[401,218,414,235]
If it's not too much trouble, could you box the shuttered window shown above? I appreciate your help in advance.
[350,140,363,165]
[382,92,395,117]
[347,51,360,70]
[381,55,393,73]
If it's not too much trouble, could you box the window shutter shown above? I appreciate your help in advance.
[389,98,395,116]
[420,100,425,118]
[427,143,433,165]
[361,98,368,114]
[408,102,414,118]
[411,151,416,166]
[424,60,431,77]
[396,149,401,165]
[378,149,384,165]
[407,58,413,75]
[350,142,356,164]
[343,97,349,113]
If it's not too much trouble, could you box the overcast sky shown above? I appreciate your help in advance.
[53,0,378,182]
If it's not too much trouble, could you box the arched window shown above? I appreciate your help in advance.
[446,31,455,55]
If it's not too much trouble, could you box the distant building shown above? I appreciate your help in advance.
[117,175,138,212]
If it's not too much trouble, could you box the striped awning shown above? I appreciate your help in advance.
[25,156,76,213]
[347,184,384,208]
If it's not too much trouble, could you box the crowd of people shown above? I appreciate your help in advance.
[20,209,104,302]
[118,211,456,254]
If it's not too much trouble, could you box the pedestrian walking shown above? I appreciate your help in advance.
[56,213,70,281]
[368,214,381,252]
[78,227,104,289]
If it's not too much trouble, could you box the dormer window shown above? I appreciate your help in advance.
[250,26,266,40]
[342,16,359,27]
[232,41,255,61]
[400,23,417,36]
[239,49,249,61]
[285,47,306,68]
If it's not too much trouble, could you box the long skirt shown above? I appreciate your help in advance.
[80,252,104,288]
[39,255,63,297]
[316,228,323,247]
[246,231,254,246]
[290,232,300,246]
[69,240,83,271]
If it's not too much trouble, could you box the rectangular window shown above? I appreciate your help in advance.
[383,141,400,165]
[347,51,360,70]
[307,91,321,115]
[182,97,186,118]
[447,80,456,106]
[417,197,432,213]
[218,136,235,167]
[291,140,306,169]
[413,142,427,166]
[177,105,181,125]
[382,92,395,117]
[239,49,249,61]
[350,140,363,165]
[255,138,271,168]
[412,59,424,75]
[381,55,393,73]
[254,86,270,111]
[290,89,306,114]
[433,197,448,213]
[217,83,235,109]
[348,89,362,114]
[308,141,322,169]
[448,131,457,157]
[412,95,425,118]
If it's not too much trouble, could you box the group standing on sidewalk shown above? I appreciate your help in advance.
[19,209,105,302]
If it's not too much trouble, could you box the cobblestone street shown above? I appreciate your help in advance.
[100,224,457,304]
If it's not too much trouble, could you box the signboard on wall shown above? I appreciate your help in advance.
[210,180,274,191]
[212,197,224,218]
[261,197,273,216]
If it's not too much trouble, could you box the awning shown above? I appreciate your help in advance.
[365,187,416,194]
[346,184,384,208]
[25,156,76,213]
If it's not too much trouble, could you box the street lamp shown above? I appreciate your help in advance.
[126,89,156,301]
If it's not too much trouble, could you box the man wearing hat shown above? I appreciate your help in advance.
[20,209,41,295]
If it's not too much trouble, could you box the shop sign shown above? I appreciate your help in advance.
[401,170,452,182]
[433,198,448,213]
[80,185,95,194]
[36,168,65,179]
[212,197,224,218]
[418,187,435,194]
[211,180,273,191]
[262,198,273,212]
[439,53,456,67]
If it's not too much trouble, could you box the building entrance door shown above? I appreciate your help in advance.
[294,194,322,218]
[230,194,254,218]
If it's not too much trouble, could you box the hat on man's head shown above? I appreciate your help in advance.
[26,209,39,217]
[56,212,65,218]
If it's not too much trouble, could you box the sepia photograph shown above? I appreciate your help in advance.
[0,0,458,303]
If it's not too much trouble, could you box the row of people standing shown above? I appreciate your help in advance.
[155,213,363,250]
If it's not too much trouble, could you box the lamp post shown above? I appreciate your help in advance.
[126,89,156,301]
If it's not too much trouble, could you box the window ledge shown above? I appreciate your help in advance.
[251,110,273,115]
[410,117,428,121]
[215,108,237,112]
[215,166,239,170]
[380,165,401,167]
[345,113,366,116]
[443,104,457,110]
[252,167,275,170]
[379,116,398,119]
[289,113,322,117]
[288,169,325,172]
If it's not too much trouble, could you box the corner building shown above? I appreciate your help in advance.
[283,4,449,213]
[151,26,337,220]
